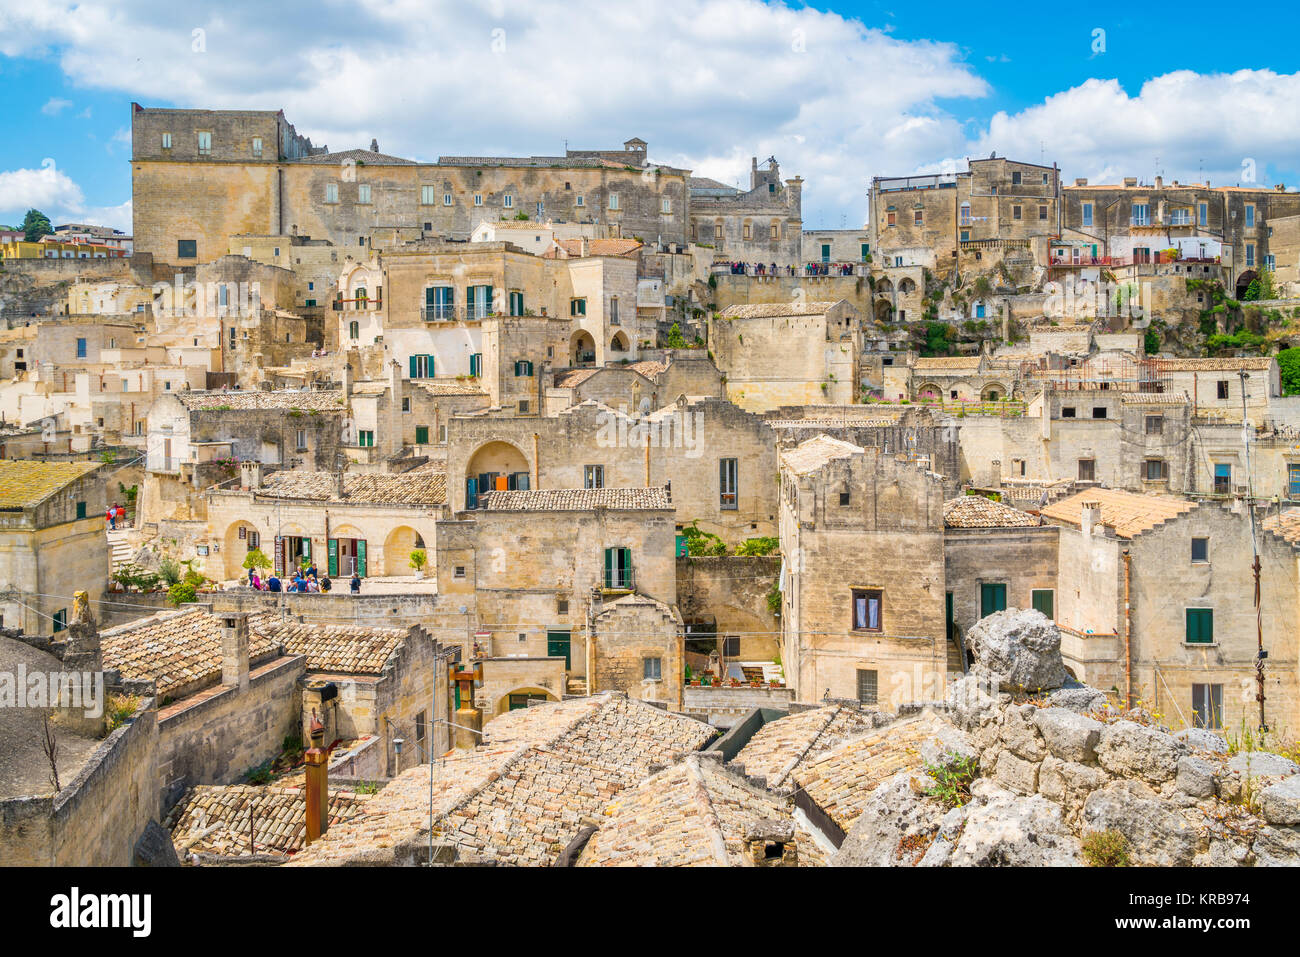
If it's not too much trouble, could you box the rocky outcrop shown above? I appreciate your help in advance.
[965,608,1068,693]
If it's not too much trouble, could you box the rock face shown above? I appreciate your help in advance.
[1034,708,1103,764]
[1095,721,1186,784]
[1082,781,1199,866]
[133,820,181,867]
[965,608,1068,693]
[1227,752,1300,779]
[1172,728,1229,754]
[947,785,1080,866]
[1259,777,1300,826]
[832,770,948,867]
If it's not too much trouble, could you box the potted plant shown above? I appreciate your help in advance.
[409,549,427,579]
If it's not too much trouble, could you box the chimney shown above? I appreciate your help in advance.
[1155,175,1163,189]
[220,613,250,691]
[989,460,1001,489]
[1123,177,1138,187]
[579,236,590,258]
[1079,501,1102,539]
[664,480,672,503]
[239,460,263,490]
[341,359,353,397]
[304,711,328,844]
[369,138,379,154]
[334,468,347,499]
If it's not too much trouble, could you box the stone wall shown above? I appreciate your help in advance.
[675,554,780,660]
[682,685,795,728]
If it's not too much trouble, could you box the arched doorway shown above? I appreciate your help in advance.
[495,687,558,716]
[383,525,426,576]
[610,331,629,354]
[571,330,596,366]
[874,299,894,323]
[223,520,263,580]
[465,440,530,508]
[982,383,1006,401]
[1235,269,1258,300]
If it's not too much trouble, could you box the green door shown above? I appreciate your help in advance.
[980,583,1007,618]
[356,540,367,577]
[547,631,571,669]
[415,426,429,444]
[328,538,338,577]
[945,591,955,641]
[821,243,831,264]
[1031,589,1054,620]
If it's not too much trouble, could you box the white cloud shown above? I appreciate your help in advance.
[0,159,129,229]
[41,96,72,115]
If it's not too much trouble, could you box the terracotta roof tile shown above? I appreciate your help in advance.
[179,390,346,412]
[943,495,1041,528]
[0,460,100,510]
[165,785,369,857]
[731,705,877,789]
[720,301,842,319]
[1262,508,1300,548]
[779,435,863,475]
[254,468,446,505]
[480,487,670,511]
[1040,488,1197,539]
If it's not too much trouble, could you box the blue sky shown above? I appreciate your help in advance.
[2,0,1298,231]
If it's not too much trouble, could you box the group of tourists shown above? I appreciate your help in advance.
[247,564,363,594]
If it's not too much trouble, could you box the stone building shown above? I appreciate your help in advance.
[1040,489,1300,731]
[202,462,447,580]
[777,435,950,706]
[710,300,861,411]
[130,104,690,266]
[688,157,803,265]
[436,486,682,709]
[0,461,108,636]
[1061,177,1300,298]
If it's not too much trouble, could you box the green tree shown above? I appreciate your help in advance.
[666,322,687,348]
[242,548,272,571]
[1143,328,1160,355]
[1279,348,1300,396]
[21,208,52,243]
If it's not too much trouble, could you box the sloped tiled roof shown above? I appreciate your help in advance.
[481,487,670,511]
[792,714,948,834]
[290,693,717,866]
[554,368,601,388]
[577,755,796,866]
[293,148,416,166]
[943,495,1041,529]
[1120,393,1189,405]
[1262,508,1300,549]
[413,380,488,397]
[720,301,841,319]
[547,238,643,259]
[1155,358,1274,372]
[0,460,101,510]
[731,705,877,789]
[912,356,983,371]
[779,434,863,475]
[179,390,345,412]
[254,467,447,505]
[99,609,281,699]
[165,785,369,857]
[254,619,411,674]
[1040,488,1197,539]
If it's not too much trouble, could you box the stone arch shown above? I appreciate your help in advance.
[916,382,943,401]
[898,277,917,296]
[981,381,1008,401]
[465,440,531,507]
[494,686,559,716]
[383,525,427,576]
[610,331,629,353]
[570,329,596,367]
[223,520,264,580]
[874,298,894,323]
[875,277,894,295]
[1235,269,1258,300]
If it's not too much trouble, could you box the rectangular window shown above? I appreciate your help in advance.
[1168,208,1190,226]
[1217,380,1230,400]
[503,194,513,209]
[509,290,524,316]
[357,430,375,447]
[469,353,482,377]
[1081,203,1093,227]
[1144,459,1168,481]
[1011,171,1022,185]
[886,211,896,227]
[75,500,87,520]
[197,131,211,155]
[584,465,604,489]
[1245,244,1255,268]
[415,426,429,444]
[357,184,371,204]
[1213,463,1231,494]
[177,239,197,259]
[1192,684,1223,730]
[513,359,534,377]
[439,425,448,443]
[1031,589,1054,620]
[444,193,453,206]
[1145,415,1163,434]
[162,132,172,149]
[1186,608,1214,644]
[914,209,923,226]
[1191,537,1209,563]
[609,193,619,210]
[1039,204,1048,221]
[415,710,426,746]
[860,243,870,261]
[575,195,584,207]
[409,354,434,379]
[415,185,433,205]
[474,193,483,206]
[856,669,878,706]
[719,458,738,509]
[1198,202,1208,226]
[252,137,263,157]
[609,297,619,324]
[851,589,882,632]
[643,657,662,680]
[980,582,1008,618]
[295,429,307,450]
[604,547,633,589]
[1092,407,1107,419]
[1289,463,1300,497]
[1012,205,1022,221]
[570,298,587,317]
[661,198,671,214]
[325,183,339,203]
[1131,204,1150,226]
[76,337,87,359]
[426,285,454,321]
[467,284,493,319]
[1078,459,1095,481]
[53,609,67,633]
[1245,204,1255,228]
[723,636,740,657]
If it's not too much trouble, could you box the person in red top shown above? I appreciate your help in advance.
[106,505,117,530]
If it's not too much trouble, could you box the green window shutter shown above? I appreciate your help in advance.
[621,548,632,588]
[75,501,87,519]
[409,355,417,378]
[328,539,339,577]
[1032,589,1054,619]
[415,426,429,444]
[466,286,475,310]
[425,286,436,306]
[302,538,311,561]
[357,540,367,577]
[1186,609,1213,644]
[604,548,614,589]
[486,285,494,314]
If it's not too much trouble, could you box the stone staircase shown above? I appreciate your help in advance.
[106,528,134,573]
[565,676,589,696]
[947,633,966,674]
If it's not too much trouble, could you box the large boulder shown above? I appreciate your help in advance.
[1034,708,1103,764]
[965,608,1068,693]
[1082,780,1199,866]
[1258,776,1300,826]
[1227,751,1300,779]
[832,770,948,867]
[1172,728,1229,754]
[1095,721,1186,784]
[1175,756,1218,799]
[1253,825,1300,867]
[1046,686,1108,714]
[947,787,1081,866]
